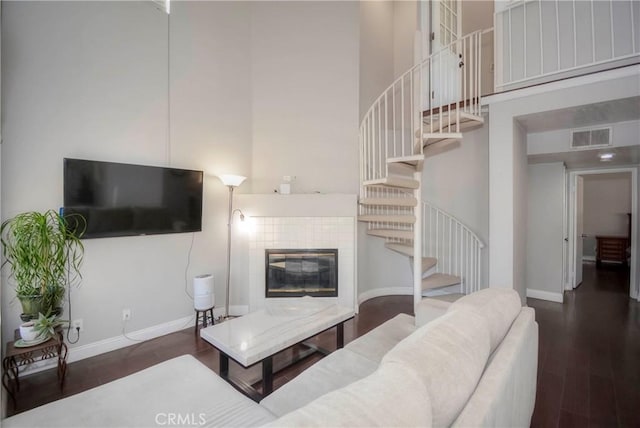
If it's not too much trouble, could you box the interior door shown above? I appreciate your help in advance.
[575,176,584,288]
[431,0,461,52]
[422,0,463,110]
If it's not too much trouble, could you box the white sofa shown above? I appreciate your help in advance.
[4,288,538,427]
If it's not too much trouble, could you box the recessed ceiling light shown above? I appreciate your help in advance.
[598,153,614,161]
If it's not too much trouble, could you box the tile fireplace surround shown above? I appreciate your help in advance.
[233,194,357,313]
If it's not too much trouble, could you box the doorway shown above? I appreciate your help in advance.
[418,0,463,109]
[568,168,637,300]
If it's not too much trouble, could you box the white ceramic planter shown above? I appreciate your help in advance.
[19,322,38,341]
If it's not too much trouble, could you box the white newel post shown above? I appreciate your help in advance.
[413,170,423,309]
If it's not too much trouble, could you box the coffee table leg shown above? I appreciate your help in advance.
[220,353,229,378]
[336,322,344,349]
[262,356,273,395]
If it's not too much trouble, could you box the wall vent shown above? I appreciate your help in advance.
[571,127,611,149]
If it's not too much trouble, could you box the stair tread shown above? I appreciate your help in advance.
[358,215,416,224]
[385,243,414,256]
[413,133,462,153]
[422,132,462,143]
[422,273,461,290]
[421,131,462,137]
[423,111,484,131]
[421,293,465,303]
[387,155,425,167]
[367,229,414,239]
[383,243,437,273]
[359,197,417,207]
[419,257,438,272]
[422,138,461,157]
[364,177,420,189]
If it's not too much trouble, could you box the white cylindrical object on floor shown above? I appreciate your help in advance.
[193,274,215,310]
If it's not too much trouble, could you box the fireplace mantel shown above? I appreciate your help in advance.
[234,194,357,218]
[232,193,357,313]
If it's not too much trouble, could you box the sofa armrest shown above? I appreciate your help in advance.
[3,355,276,428]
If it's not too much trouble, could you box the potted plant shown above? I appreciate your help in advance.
[32,312,65,341]
[1,210,85,321]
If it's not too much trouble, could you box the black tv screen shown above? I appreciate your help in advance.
[64,158,203,239]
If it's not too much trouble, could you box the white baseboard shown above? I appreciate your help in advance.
[20,305,250,377]
[358,287,413,305]
[582,256,596,262]
[526,288,563,303]
[228,305,249,317]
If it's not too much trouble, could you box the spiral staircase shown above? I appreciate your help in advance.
[359,30,489,307]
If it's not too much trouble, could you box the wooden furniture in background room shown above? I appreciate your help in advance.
[596,236,629,267]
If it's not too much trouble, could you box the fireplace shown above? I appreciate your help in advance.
[265,249,338,298]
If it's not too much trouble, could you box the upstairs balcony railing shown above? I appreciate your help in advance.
[495,0,640,91]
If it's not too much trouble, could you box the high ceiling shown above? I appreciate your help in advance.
[528,145,640,169]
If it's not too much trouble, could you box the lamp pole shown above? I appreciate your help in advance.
[224,185,234,319]
[218,174,246,321]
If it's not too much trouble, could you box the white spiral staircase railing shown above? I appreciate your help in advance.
[422,201,484,295]
[360,30,488,185]
[359,30,490,306]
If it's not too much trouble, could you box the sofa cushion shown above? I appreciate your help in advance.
[265,362,432,427]
[448,288,522,353]
[3,355,276,428]
[452,308,538,427]
[345,313,416,363]
[382,309,490,427]
[260,348,377,417]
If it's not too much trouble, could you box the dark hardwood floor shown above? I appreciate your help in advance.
[5,265,640,428]
[5,295,412,418]
[530,263,640,428]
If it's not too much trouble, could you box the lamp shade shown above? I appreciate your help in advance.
[218,174,247,187]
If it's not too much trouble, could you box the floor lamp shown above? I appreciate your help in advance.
[218,174,247,320]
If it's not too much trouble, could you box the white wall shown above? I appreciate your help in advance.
[2,1,183,345]
[250,1,360,195]
[169,1,253,315]
[359,1,395,119]
[583,173,632,236]
[527,162,565,297]
[393,1,418,78]
[513,121,528,302]
[1,1,363,354]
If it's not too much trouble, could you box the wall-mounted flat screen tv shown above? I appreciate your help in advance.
[64,158,203,239]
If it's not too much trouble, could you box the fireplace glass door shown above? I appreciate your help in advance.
[265,249,338,298]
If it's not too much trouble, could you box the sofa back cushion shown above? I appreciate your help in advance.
[452,308,538,427]
[382,309,490,427]
[265,362,432,427]
[448,288,522,353]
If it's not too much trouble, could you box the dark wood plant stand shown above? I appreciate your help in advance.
[2,330,68,408]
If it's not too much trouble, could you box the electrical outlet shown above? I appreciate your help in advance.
[122,309,131,321]
[72,319,84,332]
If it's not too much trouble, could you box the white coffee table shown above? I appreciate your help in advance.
[200,299,354,400]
